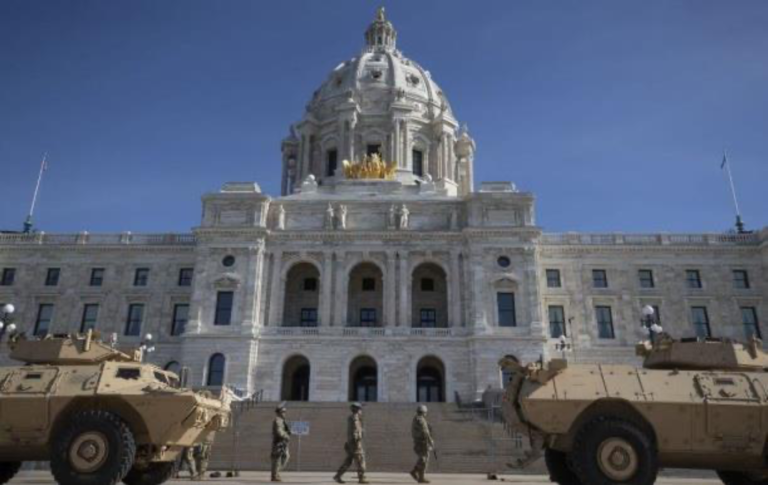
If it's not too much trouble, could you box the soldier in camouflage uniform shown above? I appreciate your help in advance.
[333,402,369,484]
[179,445,198,479]
[410,405,435,484]
[194,433,214,480]
[271,403,292,482]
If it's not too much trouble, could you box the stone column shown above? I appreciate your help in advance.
[403,120,411,170]
[335,252,348,326]
[469,251,488,329]
[320,251,334,326]
[240,242,265,333]
[267,251,283,327]
[450,250,462,327]
[398,252,409,327]
[392,119,401,166]
[384,251,397,327]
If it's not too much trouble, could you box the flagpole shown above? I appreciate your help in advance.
[23,152,48,234]
[722,149,745,233]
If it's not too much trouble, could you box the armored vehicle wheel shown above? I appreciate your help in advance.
[51,410,136,485]
[123,461,179,485]
[544,448,581,485]
[0,462,22,484]
[570,416,657,485]
[717,471,768,485]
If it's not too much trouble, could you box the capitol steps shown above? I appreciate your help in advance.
[209,402,527,474]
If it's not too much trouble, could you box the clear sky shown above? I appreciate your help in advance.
[1,0,766,234]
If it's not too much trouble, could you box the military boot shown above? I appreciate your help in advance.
[271,475,282,482]
[358,476,370,484]
[409,469,419,482]
[418,471,430,484]
[333,474,345,484]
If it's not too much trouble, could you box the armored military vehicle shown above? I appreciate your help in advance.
[501,334,768,485]
[0,331,230,485]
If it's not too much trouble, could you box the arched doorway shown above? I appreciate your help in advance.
[347,262,383,327]
[283,263,320,327]
[411,263,448,328]
[282,355,311,401]
[349,356,378,402]
[416,356,445,402]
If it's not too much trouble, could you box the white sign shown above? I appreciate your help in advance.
[290,421,310,436]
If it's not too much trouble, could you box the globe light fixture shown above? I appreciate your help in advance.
[641,305,659,342]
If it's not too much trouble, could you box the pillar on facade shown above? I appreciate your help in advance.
[398,252,409,327]
[384,251,397,326]
[267,251,283,326]
[320,251,334,326]
[449,250,462,327]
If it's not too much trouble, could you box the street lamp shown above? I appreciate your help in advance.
[555,334,572,360]
[139,333,156,361]
[641,305,663,342]
[0,303,18,340]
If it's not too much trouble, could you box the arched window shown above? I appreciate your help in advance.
[207,353,226,387]
[412,263,448,328]
[282,355,311,401]
[347,263,384,327]
[283,263,320,327]
[349,356,378,402]
[164,361,181,375]
[416,356,445,403]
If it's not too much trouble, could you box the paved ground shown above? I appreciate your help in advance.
[13,471,723,484]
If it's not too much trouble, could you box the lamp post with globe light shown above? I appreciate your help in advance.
[0,304,18,340]
[139,333,155,362]
[641,305,664,342]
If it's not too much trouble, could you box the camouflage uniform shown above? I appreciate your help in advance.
[334,404,368,484]
[410,407,434,484]
[179,446,198,479]
[195,440,212,479]
[271,409,292,482]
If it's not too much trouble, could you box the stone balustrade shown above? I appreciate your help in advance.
[0,232,196,246]
[540,232,761,246]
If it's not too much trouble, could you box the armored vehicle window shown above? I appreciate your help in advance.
[171,303,189,336]
[549,306,566,338]
[638,269,655,288]
[733,270,750,289]
[116,368,141,380]
[326,149,338,177]
[686,269,702,289]
[691,306,711,338]
[546,269,561,288]
[153,371,169,384]
[24,373,42,380]
[742,307,761,340]
[412,149,424,177]
[595,306,615,339]
[89,268,104,286]
[34,304,54,337]
[178,268,194,286]
[214,291,233,326]
[45,268,60,286]
[1,268,16,286]
[80,304,99,333]
[125,303,145,336]
[497,292,516,327]
[134,268,149,286]
[299,308,318,327]
[592,269,608,288]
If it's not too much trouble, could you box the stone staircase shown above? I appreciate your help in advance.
[209,402,525,474]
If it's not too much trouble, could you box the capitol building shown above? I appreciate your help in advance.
[0,9,765,404]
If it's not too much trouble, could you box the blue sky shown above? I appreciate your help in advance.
[1,0,766,234]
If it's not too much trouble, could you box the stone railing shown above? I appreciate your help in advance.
[0,232,196,246]
[262,326,470,337]
[541,232,760,247]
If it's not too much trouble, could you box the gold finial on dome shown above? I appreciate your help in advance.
[376,6,386,21]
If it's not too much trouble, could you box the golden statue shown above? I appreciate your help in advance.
[342,153,397,180]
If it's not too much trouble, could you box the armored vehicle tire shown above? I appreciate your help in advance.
[570,416,657,485]
[717,471,768,485]
[545,448,581,485]
[50,410,136,485]
[0,461,22,484]
[123,461,179,485]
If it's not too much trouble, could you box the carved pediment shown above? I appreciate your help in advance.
[213,273,242,289]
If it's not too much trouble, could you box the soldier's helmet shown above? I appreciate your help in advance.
[350,402,363,411]
[417,405,428,414]
[276,402,287,413]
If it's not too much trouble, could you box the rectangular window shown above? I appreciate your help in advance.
[326,149,338,177]
[1,268,16,286]
[742,307,761,340]
[638,269,655,289]
[214,291,234,326]
[300,308,318,327]
[420,278,435,292]
[360,308,377,327]
[90,268,105,287]
[80,304,99,333]
[691,306,711,338]
[497,292,516,327]
[419,309,437,328]
[549,305,566,338]
[686,270,702,289]
[733,270,750,289]
[134,268,149,287]
[34,304,54,336]
[178,268,194,287]
[412,149,424,177]
[592,269,608,288]
[546,269,561,288]
[366,144,381,156]
[362,278,376,291]
[595,306,615,339]
[125,304,144,336]
[171,303,189,336]
[303,278,318,292]
[45,268,61,286]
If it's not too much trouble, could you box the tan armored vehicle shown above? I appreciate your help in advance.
[0,332,230,485]
[501,335,768,485]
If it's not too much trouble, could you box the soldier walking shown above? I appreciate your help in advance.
[271,403,292,482]
[179,445,198,479]
[410,405,435,484]
[333,402,369,484]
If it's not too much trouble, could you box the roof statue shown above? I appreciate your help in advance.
[342,153,397,180]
